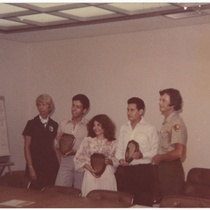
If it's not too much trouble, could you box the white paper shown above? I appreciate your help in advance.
[0,199,35,207]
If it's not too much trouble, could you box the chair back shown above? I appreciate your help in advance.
[183,168,210,199]
[160,195,210,207]
[87,190,133,206]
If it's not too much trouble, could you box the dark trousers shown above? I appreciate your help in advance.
[26,165,58,191]
[115,164,155,206]
[158,159,185,197]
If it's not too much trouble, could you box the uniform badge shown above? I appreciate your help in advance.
[49,126,54,132]
[173,124,180,132]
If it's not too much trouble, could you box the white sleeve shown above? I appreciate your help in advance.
[141,126,159,159]
[115,126,126,161]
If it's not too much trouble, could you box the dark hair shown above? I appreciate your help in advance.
[127,97,145,110]
[159,88,182,111]
[87,114,116,141]
[72,94,90,110]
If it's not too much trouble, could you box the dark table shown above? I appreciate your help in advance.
[0,186,130,208]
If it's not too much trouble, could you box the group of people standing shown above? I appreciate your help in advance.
[22,88,187,206]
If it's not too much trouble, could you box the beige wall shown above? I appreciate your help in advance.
[0,40,30,169]
[1,22,210,176]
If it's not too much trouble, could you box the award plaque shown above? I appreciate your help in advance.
[91,153,106,176]
[59,133,75,155]
[125,140,139,163]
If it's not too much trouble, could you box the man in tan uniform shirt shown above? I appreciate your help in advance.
[152,88,187,198]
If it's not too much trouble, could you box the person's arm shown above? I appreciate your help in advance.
[74,137,90,171]
[106,140,119,168]
[54,124,64,162]
[54,145,61,164]
[140,126,159,160]
[152,143,185,165]
[116,126,129,166]
[24,136,36,180]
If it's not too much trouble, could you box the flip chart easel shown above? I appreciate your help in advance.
[0,96,14,175]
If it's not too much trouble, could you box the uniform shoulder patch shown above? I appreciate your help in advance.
[173,124,180,132]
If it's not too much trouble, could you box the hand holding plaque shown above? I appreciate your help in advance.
[90,153,106,177]
[59,133,75,156]
[125,140,140,163]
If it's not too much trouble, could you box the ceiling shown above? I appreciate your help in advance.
[1,2,210,43]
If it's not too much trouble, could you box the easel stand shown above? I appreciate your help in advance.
[0,96,13,176]
[0,161,14,176]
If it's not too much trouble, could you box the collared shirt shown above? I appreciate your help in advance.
[116,117,159,165]
[39,115,49,127]
[56,117,88,151]
[158,111,187,155]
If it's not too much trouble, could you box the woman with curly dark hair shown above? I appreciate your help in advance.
[74,114,118,196]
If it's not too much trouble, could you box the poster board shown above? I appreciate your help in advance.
[0,96,10,163]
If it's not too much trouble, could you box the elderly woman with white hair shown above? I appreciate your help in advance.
[22,94,59,190]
